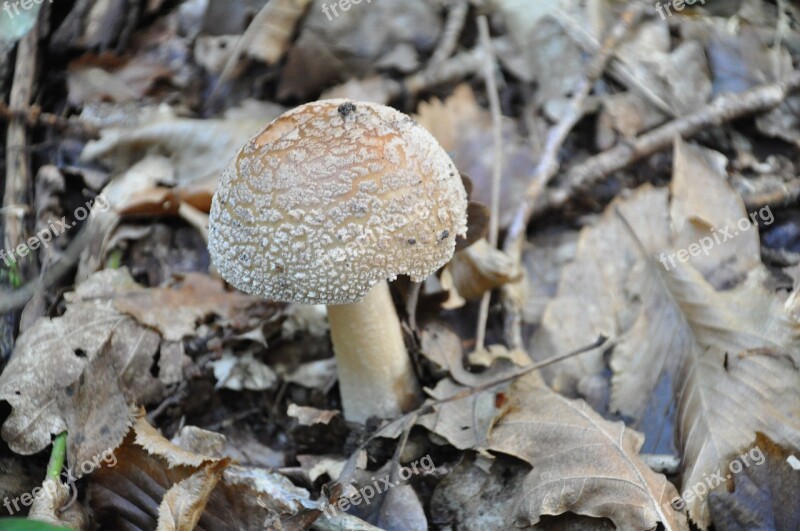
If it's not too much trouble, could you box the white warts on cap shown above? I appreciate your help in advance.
[208,100,469,305]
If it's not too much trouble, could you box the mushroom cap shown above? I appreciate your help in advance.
[208,99,468,305]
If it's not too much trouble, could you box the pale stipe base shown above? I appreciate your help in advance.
[327,281,421,423]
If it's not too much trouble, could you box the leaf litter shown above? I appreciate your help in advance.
[0,0,799,529]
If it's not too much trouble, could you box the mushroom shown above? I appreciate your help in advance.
[208,100,468,423]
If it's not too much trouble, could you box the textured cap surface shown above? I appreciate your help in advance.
[208,99,468,304]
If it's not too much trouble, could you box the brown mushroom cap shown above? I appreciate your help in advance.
[208,99,468,304]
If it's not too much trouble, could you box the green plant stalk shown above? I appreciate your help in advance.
[106,249,123,270]
[46,432,67,481]
[0,262,22,289]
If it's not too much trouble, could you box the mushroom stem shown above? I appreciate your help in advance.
[327,281,421,423]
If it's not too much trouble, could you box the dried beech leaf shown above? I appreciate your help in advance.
[669,138,761,287]
[0,270,167,464]
[677,348,800,528]
[113,273,259,341]
[156,460,228,531]
[245,0,313,65]
[81,102,284,188]
[528,186,671,395]
[613,263,800,419]
[446,239,516,300]
[90,416,314,530]
[612,259,800,527]
[417,378,502,451]
[488,384,688,531]
[287,404,340,426]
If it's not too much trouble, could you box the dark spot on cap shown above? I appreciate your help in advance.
[338,102,357,118]
[408,238,416,245]
[440,230,449,241]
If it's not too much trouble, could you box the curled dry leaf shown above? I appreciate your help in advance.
[419,321,522,388]
[90,415,315,530]
[287,404,340,426]
[488,383,688,531]
[211,352,278,392]
[156,459,229,531]
[244,0,314,65]
[445,238,516,301]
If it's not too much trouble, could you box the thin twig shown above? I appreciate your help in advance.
[402,45,485,97]
[534,69,800,219]
[4,24,40,277]
[328,335,606,505]
[0,210,118,313]
[501,4,645,348]
[475,16,503,350]
[206,0,313,107]
[0,102,100,138]
[555,5,677,117]
[357,335,607,452]
[429,0,469,65]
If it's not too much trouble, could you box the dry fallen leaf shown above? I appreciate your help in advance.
[287,404,340,426]
[445,238,516,301]
[417,378,501,452]
[415,85,535,229]
[244,0,313,65]
[0,268,263,466]
[527,185,671,397]
[81,101,284,189]
[212,351,278,392]
[0,271,161,465]
[114,272,259,342]
[156,459,229,531]
[488,382,688,531]
[90,414,314,530]
[669,138,761,287]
